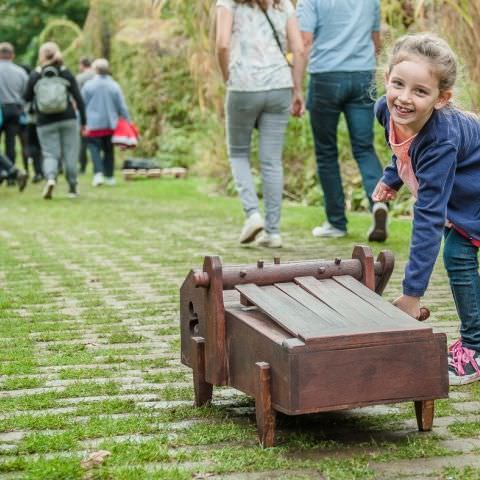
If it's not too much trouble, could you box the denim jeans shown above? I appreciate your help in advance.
[443,227,480,352]
[226,89,291,234]
[307,71,383,231]
[0,103,21,165]
[87,135,114,177]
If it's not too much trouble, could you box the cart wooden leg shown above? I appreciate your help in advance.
[255,362,276,447]
[191,336,213,407]
[414,400,434,431]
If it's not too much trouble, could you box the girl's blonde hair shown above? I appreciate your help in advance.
[388,33,457,91]
[38,42,63,66]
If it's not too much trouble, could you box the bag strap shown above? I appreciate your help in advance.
[259,4,293,68]
[41,66,60,77]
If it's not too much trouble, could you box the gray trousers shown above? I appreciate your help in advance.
[37,119,79,187]
[226,88,291,234]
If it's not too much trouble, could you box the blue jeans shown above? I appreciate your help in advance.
[307,71,383,231]
[87,135,114,177]
[443,227,480,351]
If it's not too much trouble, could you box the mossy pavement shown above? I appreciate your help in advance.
[0,175,479,480]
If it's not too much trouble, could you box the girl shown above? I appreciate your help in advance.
[24,42,86,199]
[216,0,306,248]
[373,33,480,385]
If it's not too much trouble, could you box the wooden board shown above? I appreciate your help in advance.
[235,284,326,341]
[333,275,419,323]
[295,276,429,333]
[236,277,431,346]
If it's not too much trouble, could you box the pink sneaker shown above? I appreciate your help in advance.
[448,339,480,385]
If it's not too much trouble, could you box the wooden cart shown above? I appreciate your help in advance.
[180,246,448,447]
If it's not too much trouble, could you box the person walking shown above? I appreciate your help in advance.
[24,42,86,199]
[297,0,388,241]
[82,58,130,187]
[0,43,28,172]
[216,0,305,248]
[18,64,44,183]
[76,56,95,174]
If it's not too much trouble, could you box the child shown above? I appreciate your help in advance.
[372,33,480,385]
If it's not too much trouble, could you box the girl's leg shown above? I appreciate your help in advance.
[257,89,291,234]
[443,227,480,350]
[59,119,79,191]
[226,90,264,218]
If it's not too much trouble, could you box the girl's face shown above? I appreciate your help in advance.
[385,57,452,136]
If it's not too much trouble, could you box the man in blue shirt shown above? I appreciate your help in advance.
[297,0,388,241]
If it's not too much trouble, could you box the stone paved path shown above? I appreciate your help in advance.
[0,178,478,479]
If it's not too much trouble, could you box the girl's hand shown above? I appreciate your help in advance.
[393,295,421,319]
[290,90,305,117]
[372,181,397,202]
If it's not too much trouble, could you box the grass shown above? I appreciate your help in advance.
[0,174,471,479]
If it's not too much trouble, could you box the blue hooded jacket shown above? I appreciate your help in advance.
[376,95,480,297]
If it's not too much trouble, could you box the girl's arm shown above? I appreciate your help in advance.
[286,16,306,117]
[216,6,233,83]
[403,141,457,298]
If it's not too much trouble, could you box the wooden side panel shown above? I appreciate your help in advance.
[375,250,395,295]
[352,245,375,291]
[203,256,227,386]
[180,272,208,368]
[225,310,293,411]
[294,337,448,413]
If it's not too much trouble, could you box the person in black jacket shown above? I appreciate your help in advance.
[18,64,44,183]
[24,42,86,199]
[0,153,27,191]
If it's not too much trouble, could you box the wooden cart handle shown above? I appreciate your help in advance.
[417,307,430,322]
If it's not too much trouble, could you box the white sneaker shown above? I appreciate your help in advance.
[256,232,282,248]
[104,177,116,186]
[42,179,56,200]
[368,202,389,242]
[312,222,347,238]
[239,212,264,244]
[92,172,104,187]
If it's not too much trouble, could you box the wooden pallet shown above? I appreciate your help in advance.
[122,167,187,180]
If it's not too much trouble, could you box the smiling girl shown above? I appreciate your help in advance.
[373,33,480,385]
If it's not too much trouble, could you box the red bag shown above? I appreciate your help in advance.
[112,117,139,149]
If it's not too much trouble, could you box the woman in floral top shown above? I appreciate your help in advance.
[216,0,306,248]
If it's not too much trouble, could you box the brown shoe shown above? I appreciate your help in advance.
[16,171,28,192]
[42,179,56,200]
